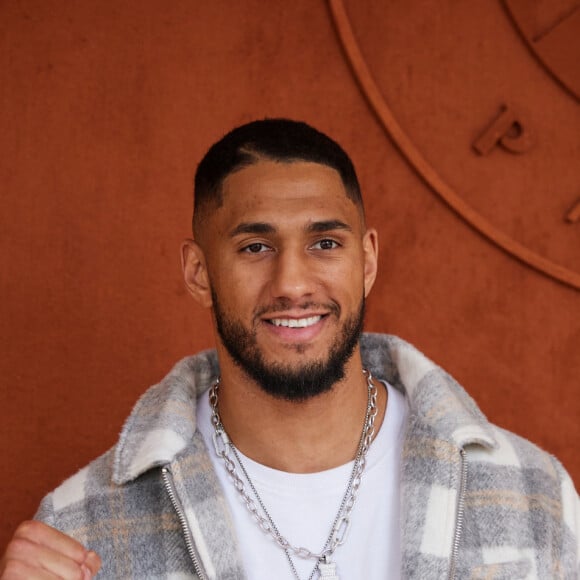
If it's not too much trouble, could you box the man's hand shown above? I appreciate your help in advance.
[0,521,101,579]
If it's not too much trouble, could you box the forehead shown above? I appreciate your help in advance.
[217,160,361,228]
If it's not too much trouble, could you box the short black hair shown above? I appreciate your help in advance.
[193,118,363,236]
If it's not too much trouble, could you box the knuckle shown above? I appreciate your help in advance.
[4,538,31,559]
[1,558,29,579]
[13,520,40,541]
[86,550,102,570]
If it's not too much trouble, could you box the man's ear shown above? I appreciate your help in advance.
[181,240,213,308]
[362,228,379,298]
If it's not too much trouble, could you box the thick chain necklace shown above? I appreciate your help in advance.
[209,370,378,580]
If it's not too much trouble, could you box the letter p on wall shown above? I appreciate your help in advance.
[473,104,535,155]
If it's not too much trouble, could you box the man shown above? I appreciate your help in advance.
[1,119,578,579]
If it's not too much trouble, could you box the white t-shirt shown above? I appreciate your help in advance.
[197,380,407,580]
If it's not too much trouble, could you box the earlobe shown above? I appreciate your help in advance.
[362,228,379,298]
[181,240,213,308]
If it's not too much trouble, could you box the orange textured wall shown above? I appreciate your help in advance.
[1,0,578,550]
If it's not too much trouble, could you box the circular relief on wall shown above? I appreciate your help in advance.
[329,0,580,290]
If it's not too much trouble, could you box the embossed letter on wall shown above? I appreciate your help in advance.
[473,105,535,156]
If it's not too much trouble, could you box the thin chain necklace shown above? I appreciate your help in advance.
[209,370,378,580]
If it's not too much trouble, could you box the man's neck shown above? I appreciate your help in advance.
[214,351,387,473]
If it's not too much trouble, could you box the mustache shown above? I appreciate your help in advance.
[254,300,340,318]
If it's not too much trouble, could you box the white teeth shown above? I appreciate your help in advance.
[270,316,322,328]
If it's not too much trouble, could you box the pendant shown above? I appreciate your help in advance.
[318,559,339,580]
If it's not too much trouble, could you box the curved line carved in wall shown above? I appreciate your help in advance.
[503,0,580,102]
[328,0,580,291]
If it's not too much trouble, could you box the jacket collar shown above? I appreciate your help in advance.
[113,333,497,485]
[361,334,497,450]
[112,348,219,484]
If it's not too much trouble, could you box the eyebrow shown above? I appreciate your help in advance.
[230,222,276,237]
[229,219,353,238]
[305,220,353,234]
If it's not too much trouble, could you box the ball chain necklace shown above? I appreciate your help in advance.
[209,369,378,580]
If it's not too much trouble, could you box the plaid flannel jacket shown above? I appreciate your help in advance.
[35,334,580,579]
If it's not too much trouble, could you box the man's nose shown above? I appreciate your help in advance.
[269,249,316,301]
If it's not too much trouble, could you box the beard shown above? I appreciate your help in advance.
[212,292,365,402]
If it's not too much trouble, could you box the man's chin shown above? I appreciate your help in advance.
[255,349,329,373]
[258,337,326,358]
[237,355,346,402]
[247,351,323,375]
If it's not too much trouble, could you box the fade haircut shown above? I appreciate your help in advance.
[193,118,363,237]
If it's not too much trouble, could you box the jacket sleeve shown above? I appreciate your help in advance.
[554,458,580,574]
[33,492,57,527]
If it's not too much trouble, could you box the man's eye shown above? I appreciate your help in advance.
[243,243,270,253]
[312,239,339,250]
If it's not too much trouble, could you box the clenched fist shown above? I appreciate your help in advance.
[0,521,101,579]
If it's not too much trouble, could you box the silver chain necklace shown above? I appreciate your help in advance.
[209,370,378,580]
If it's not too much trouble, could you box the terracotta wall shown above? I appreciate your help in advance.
[1,0,578,550]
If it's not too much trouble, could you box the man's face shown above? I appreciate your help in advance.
[196,160,378,400]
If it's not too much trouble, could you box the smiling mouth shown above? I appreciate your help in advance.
[267,315,323,328]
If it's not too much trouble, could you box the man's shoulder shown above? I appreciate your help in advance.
[34,447,116,532]
[467,422,564,477]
